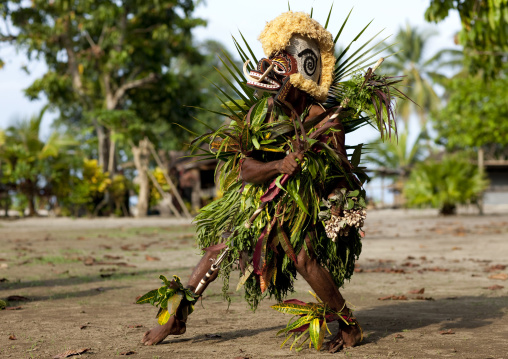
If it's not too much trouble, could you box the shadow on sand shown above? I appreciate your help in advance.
[0,267,191,292]
[356,295,508,344]
[159,295,508,346]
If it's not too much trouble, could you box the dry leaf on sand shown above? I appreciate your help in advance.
[104,255,123,260]
[408,288,425,294]
[485,285,504,290]
[53,348,90,358]
[440,329,455,335]
[485,264,506,272]
[145,255,160,261]
[489,273,508,280]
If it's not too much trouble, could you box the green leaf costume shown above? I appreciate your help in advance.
[190,10,406,309]
[137,11,409,347]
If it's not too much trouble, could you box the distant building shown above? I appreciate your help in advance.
[483,159,508,205]
[168,150,218,212]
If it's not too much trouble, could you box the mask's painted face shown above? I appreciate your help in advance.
[244,34,322,103]
[285,34,321,84]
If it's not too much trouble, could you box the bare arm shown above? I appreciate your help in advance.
[241,152,304,184]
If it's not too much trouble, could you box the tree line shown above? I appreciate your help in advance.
[0,0,506,216]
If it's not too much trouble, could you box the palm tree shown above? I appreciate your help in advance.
[384,24,462,126]
[365,129,426,206]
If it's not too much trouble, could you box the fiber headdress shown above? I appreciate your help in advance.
[258,11,335,102]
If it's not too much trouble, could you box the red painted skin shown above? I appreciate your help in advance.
[142,88,362,351]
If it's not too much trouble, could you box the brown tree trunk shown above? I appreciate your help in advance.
[132,138,150,217]
[3,195,9,217]
[440,203,457,216]
[107,129,116,175]
[24,180,37,217]
[94,119,110,173]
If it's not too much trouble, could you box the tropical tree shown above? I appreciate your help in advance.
[433,73,508,153]
[365,130,427,175]
[0,0,241,217]
[1,110,76,216]
[0,0,206,175]
[368,24,461,206]
[403,153,489,215]
[382,24,461,126]
[425,0,508,78]
[99,39,239,216]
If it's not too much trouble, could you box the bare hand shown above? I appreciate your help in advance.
[277,152,304,176]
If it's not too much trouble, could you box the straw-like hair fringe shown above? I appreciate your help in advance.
[258,11,335,101]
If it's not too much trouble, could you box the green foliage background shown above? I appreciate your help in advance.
[403,153,489,214]
[433,74,508,149]
[425,0,508,77]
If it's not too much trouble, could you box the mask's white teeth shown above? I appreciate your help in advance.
[249,72,277,86]
[247,79,279,90]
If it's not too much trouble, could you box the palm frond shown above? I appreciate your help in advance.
[324,3,334,29]
[334,8,353,44]
[335,30,388,81]
[239,31,259,65]
[335,20,373,66]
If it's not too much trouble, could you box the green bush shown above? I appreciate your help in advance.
[403,153,489,215]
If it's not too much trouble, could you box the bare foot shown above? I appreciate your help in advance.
[325,330,344,353]
[141,316,186,346]
[341,321,363,347]
[325,320,363,353]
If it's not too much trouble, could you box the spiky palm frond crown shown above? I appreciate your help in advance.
[190,5,411,149]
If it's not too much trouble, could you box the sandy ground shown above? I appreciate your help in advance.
[0,207,507,359]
